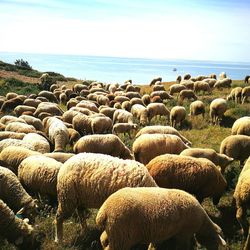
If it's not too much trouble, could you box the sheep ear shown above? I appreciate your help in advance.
[15,236,23,245]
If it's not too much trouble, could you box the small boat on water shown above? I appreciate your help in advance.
[173,68,177,72]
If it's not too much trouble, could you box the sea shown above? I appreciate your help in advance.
[0,52,250,84]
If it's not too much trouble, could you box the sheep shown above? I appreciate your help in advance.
[59,92,68,105]
[135,125,191,145]
[96,187,226,250]
[99,107,117,120]
[146,103,170,123]
[241,86,250,104]
[0,115,26,125]
[232,116,250,136]
[14,105,36,116]
[150,95,163,103]
[44,152,75,163]
[170,106,186,128]
[0,199,42,249]
[0,146,40,174]
[131,104,148,125]
[147,154,227,204]
[220,135,250,165]
[180,148,234,173]
[6,92,18,100]
[0,122,6,131]
[112,123,138,138]
[91,116,113,134]
[5,121,36,134]
[112,109,133,124]
[34,102,64,117]
[149,77,162,86]
[73,83,87,93]
[233,166,250,249]
[18,155,62,200]
[214,78,232,89]
[38,90,58,103]
[189,100,205,118]
[44,117,69,152]
[142,94,151,106]
[73,134,134,159]
[76,100,99,113]
[209,98,227,125]
[0,139,35,153]
[0,131,26,141]
[19,115,44,131]
[169,84,186,95]
[150,91,173,101]
[22,133,51,153]
[0,96,24,113]
[227,87,242,104]
[203,78,217,88]
[114,95,130,104]
[132,133,189,165]
[179,89,198,103]
[244,75,250,84]
[121,100,132,111]
[129,97,144,106]
[219,72,227,80]
[180,79,194,89]
[0,166,38,218]
[97,95,110,106]
[193,81,212,94]
[183,73,191,80]
[125,92,141,99]
[72,113,92,135]
[67,128,81,145]
[54,152,157,243]
[152,84,165,91]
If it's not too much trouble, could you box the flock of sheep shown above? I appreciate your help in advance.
[0,71,250,250]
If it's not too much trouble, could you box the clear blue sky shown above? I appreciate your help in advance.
[1,0,250,62]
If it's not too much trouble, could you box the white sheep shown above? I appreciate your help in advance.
[193,81,212,94]
[0,131,26,140]
[44,117,69,152]
[96,187,226,250]
[131,104,148,125]
[73,134,133,159]
[169,84,186,95]
[0,138,35,153]
[232,116,250,136]
[227,87,242,104]
[179,89,197,103]
[19,114,44,131]
[180,147,234,173]
[220,135,250,165]
[219,72,227,80]
[214,78,232,89]
[241,86,250,104]
[170,106,186,128]
[209,98,227,125]
[132,133,189,165]
[0,199,42,249]
[135,125,191,145]
[189,100,205,118]
[54,153,157,243]
[112,123,138,138]
[113,109,133,124]
[18,155,62,200]
[91,115,113,134]
[5,121,36,134]
[146,103,170,123]
[0,166,38,218]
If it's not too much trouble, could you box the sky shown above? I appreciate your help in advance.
[0,0,250,62]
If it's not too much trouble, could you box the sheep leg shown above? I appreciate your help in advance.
[76,208,88,233]
[236,205,249,238]
[54,212,64,243]
[243,226,250,250]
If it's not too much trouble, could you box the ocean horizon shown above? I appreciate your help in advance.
[0,51,250,84]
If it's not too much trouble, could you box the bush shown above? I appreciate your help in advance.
[14,59,32,70]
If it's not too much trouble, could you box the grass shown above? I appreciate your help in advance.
[0,70,249,249]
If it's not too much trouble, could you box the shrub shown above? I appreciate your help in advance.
[14,59,32,70]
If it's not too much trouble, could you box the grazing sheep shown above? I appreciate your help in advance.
[129,97,144,106]
[241,86,250,104]
[233,164,250,249]
[114,95,130,104]
[112,123,138,138]
[203,78,217,88]
[44,152,75,163]
[73,83,87,93]
[34,102,64,117]
[14,105,36,116]
[150,91,173,101]
[147,154,227,204]
[193,81,212,94]
[44,117,69,152]
[125,92,141,99]
[0,96,24,113]
[189,100,205,118]
[180,148,234,173]
[0,146,40,174]
[72,113,92,135]
[150,95,163,103]
[149,77,162,86]
[176,75,182,83]
[19,115,44,131]
[146,103,170,123]
[121,100,132,111]
[0,199,42,250]
[59,92,68,105]
[18,155,62,200]
[179,89,198,103]
[6,92,18,100]
[153,84,165,91]
[214,78,232,89]
[0,166,38,218]
[135,125,191,145]
[170,106,186,128]
[142,94,151,106]
[5,121,36,134]
[180,80,194,89]
[91,116,113,134]
[227,87,242,104]
[67,128,81,145]
[0,115,26,125]
[0,139,35,153]
[232,116,250,136]
[169,84,186,95]
[38,90,58,103]
[22,133,51,153]
[0,131,26,141]
[219,72,227,80]
[244,75,250,84]
[132,133,189,165]
[183,73,191,80]
[131,104,148,125]
[76,100,99,113]
[96,187,226,250]
[220,135,250,165]
[55,152,157,243]
[73,134,133,159]
[99,107,117,120]
[0,122,6,131]
[209,98,227,125]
